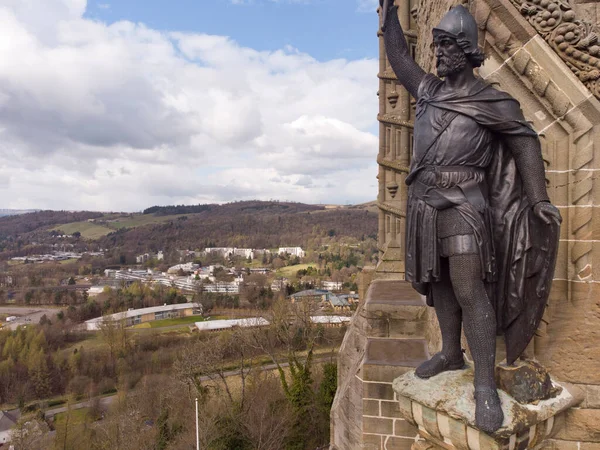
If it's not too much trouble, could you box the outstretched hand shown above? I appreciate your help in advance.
[533,202,562,226]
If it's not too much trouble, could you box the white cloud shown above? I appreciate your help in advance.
[0,0,379,211]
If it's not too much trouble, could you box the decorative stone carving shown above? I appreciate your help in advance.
[387,86,400,107]
[476,0,597,284]
[393,365,582,448]
[509,0,600,98]
[386,180,399,198]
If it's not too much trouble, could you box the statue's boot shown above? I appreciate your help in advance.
[415,352,465,379]
[474,387,504,433]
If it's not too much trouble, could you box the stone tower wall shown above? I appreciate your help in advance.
[331,0,600,448]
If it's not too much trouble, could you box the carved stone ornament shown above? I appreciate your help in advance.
[387,88,399,108]
[386,180,399,198]
[509,0,600,98]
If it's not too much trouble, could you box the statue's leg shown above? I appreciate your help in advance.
[448,253,503,433]
[415,258,464,378]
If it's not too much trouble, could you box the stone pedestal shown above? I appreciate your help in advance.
[392,365,582,450]
[330,279,431,450]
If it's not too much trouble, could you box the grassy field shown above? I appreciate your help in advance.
[58,258,80,265]
[50,221,114,239]
[54,407,90,425]
[276,263,317,278]
[50,213,195,239]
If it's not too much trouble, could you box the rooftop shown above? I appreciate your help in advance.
[195,317,270,331]
[290,289,330,298]
[0,409,20,432]
[85,302,199,325]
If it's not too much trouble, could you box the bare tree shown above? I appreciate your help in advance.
[97,316,129,366]
[10,416,51,450]
[239,371,294,450]
[174,328,256,408]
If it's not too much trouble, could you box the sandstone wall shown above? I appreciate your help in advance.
[332,0,600,447]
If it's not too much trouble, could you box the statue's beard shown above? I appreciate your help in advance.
[436,51,468,77]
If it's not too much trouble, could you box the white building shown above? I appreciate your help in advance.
[271,278,289,292]
[167,262,200,274]
[87,286,108,297]
[232,248,254,259]
[201,280,240,294]
[204,248,255,260]
[204,247,233,258]
[278,247,305,258]
[310,316,351,326]
[194,317,269,332]
[322,280,343,291]
[136,253,151,264]
[115,269,152,282]
[85,303,202,331]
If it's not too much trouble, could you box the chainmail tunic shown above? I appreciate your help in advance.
[405,75,497,284]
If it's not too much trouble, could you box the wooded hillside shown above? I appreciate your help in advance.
[0,201,378,255]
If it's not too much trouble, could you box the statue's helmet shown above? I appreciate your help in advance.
[432,5,479,55]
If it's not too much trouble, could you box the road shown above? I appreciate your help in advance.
[44,395,117,419]
[0,306,61,330]
[44,356,334,419]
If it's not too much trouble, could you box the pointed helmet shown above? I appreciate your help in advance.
[432,5,479,55]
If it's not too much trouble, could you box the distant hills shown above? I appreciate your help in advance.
[0,201,378,256]
[0,209,40,217]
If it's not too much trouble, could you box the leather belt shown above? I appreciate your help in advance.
[411,168,487,212]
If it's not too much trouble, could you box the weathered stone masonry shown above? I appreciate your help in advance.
[331,0,600,448]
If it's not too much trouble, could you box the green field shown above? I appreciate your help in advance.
[50,213,195,239]
[59,258,80,265]
[50,221,114,239]
[146,315,205,328]
[54,407,90,425]
[276,263,317,278]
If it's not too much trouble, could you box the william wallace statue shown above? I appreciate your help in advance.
[380,1,562,433]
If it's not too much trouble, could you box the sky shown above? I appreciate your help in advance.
[0,0,381,211]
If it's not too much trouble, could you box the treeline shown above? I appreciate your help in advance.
[0,210,103,240]
[143,200,324,217]
[143,204,213,216]
[0,317,188,407]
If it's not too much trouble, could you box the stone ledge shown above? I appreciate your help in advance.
[365,338,430,367]
[366,279,424,305]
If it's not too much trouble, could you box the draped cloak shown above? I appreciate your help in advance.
[405,75,559,364]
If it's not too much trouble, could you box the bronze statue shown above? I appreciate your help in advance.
[380,1,561,433]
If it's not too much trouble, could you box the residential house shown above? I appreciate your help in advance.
[0,409,20,445]
[328,295,351,312]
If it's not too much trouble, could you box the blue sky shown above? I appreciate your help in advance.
[85,0,379,62]
[0,0,381,211]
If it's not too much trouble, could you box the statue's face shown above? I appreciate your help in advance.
[434,35,468,78]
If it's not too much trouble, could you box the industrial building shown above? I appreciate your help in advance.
[85,302,202,331]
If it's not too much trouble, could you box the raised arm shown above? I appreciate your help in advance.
[505,135,561,224]
[381,3,426,99]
